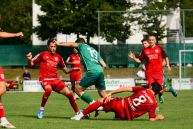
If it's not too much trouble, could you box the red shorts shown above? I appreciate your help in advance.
[40,78,67,92]
[70,71,82,86]
[102,97,131,120]
[146,71,163,87]
[0,67,5,82]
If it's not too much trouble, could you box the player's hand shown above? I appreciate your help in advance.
[156,114,164,120]
[167,65,171,71]
[105,93,112,98]
[26,52,32,60]
[104,95,112,104]
[16,32,24,37]
[128,52,135,59]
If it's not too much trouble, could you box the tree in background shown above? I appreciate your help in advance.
[137,0,180,42]
[34,0,135,43]
[180,0,193,37]
[0,0,32,44]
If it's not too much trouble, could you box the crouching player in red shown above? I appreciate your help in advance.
[26,39,79,119]
[71,82,164,121]
[66,48,82,99]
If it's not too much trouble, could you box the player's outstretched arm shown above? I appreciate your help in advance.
[26,52,34,67]
[66,57,73,65]
[150,114,164,121]
[56,41,78,48]
[106,86,133,97]
[63,67,80,74]
[0,32,24,38]
[128,52,141,63]
[99,60,107,70]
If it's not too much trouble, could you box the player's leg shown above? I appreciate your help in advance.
[163,73,177,97]
[38,84,52,119]
[0,67,16,128]
[70,74,79,99]
[73,73,81,99]
[71,98,103,120]
[95,72,107,98]
[76,72,96,104]
[55,80,79,113]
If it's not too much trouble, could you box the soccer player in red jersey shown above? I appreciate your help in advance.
[0,30,24,128]
[129,35,171,88]
[26,39,79,119]
[66,48,82,99]
[71,82,164,121]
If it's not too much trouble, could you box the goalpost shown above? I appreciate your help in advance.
[179,50,193,89]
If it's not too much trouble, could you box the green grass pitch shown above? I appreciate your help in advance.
[3,90,193,129]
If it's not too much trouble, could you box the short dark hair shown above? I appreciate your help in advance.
[47,38,56,46]
[75,38,85,43]
[151,82,162,95]
[141,39,148,43]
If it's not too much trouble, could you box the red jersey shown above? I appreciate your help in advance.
[67,54,81,69]
[124,86,158,119]
[138,45,167,73]
[32,51,66,80]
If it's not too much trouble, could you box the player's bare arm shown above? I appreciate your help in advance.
[63,67,80,74]
[0,32,24,38]
[99,60,107,70]
[106,86,133,97]
[150,114,164,121]
[165,57,171,71]
[56,41,78,48]
[26,52,34,67]
[66,57,79,65]
[128,52,141,63]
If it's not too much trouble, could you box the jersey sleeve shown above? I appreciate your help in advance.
[148,103,158,119]
[59,56,66,69]
[132,86,146,93]
[160,47,167,58]
[32,52,42,65]
[138,50,145,61]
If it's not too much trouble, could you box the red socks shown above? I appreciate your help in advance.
[0,105,5,118]
[66,93,79,113]
[41,88,52,107]
[83,101,100,115]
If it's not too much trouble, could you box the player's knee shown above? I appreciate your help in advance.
[45,88,52,96]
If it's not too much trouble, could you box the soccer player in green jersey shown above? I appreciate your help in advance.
[56,38,107,105]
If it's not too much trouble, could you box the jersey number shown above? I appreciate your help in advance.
[132,95,146,107]
[87,47,98,60]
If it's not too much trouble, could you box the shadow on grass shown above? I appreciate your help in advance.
[9,114,71,119]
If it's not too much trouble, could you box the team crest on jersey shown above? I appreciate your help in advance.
[54,57,59,61]
[46,56,49,59]
[155,49,159,53]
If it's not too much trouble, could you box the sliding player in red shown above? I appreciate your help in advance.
[71,82,164,121]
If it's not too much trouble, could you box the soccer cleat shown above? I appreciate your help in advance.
[71,112,84,120]
[158,95,164,104]
[170,87,177,97]
[0,122,16,128]
[37,109,44,119]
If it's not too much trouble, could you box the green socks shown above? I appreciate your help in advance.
[80,92,94,104]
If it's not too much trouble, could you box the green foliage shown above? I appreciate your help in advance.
[34,0,134,43]
[0,0,32,44]
[137,0,179,41]
[180,0,193,37]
